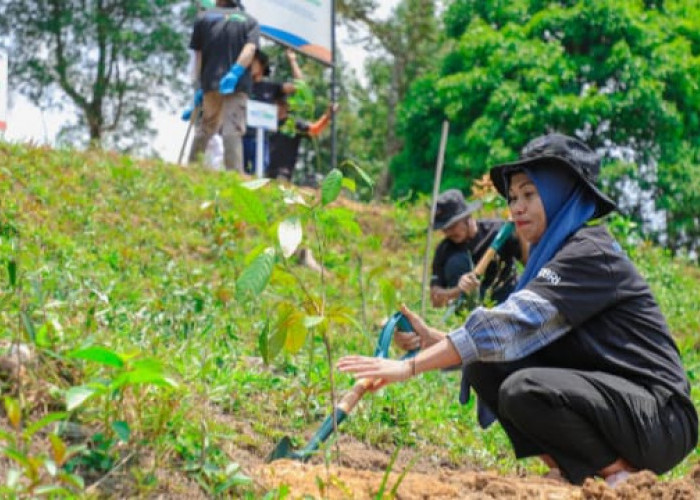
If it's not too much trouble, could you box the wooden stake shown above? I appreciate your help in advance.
[421,120,449,317]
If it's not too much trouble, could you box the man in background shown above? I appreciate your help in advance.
[430,189,524,307]
[187,0,259,172]
[267,99,337,181]
[243,48,304,174]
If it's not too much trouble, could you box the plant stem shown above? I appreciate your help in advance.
[356,254,367,332]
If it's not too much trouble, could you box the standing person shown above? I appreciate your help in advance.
[429,189,524,308]
[243,48,304,174]
[187,0,259,173]
[267,100,337,181]
[338,133,697,487]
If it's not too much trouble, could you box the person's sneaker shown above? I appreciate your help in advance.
[605,470,631,488]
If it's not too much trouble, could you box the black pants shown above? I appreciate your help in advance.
[465,362,697,484]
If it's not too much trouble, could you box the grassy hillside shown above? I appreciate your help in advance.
[0,142,698,497]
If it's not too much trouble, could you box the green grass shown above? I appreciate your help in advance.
[0,142,698,496]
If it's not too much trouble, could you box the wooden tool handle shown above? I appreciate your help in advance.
[337,378,374,413]
[472,221,515,277]
[473,247,497,277]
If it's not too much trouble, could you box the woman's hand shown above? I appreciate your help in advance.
[337,355,411,390]
[458,272,480,294]
[393,304,443,352]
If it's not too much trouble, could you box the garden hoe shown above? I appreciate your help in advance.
[267,312,417,463]
[442,220,516,321]
[177,104,200,165]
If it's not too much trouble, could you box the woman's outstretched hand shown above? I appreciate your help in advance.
[336,356,411,391]
[393,304,444,352]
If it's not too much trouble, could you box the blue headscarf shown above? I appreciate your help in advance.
[513,166,597,291]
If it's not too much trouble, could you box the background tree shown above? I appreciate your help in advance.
[0,0,192,153]
[337,0,440,199]
[393,0,700,256]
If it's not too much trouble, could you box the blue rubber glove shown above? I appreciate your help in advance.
[181,89,204,121]
[219,63,246,94]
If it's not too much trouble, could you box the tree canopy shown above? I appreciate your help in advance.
[393,0,700,254]
[0,0,192,152]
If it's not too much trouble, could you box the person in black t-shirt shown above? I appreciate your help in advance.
[267,99,337,181]
[429,189,523,308]
[243,48,303,174]
[338,133,697,487]
[187,0,259,173]
[414,189,524,430]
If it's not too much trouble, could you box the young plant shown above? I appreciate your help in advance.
[0,397,84,496]
[62,345,178,478]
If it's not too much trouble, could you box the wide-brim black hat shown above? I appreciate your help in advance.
[433,189,483,230]
[489,134,617,219]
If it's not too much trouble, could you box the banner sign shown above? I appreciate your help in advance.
[200,0,332,66]
[247,100,278,131]
[0,50,7,132]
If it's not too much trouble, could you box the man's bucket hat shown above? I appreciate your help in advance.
[489,133,617,219]
[433,189,482,230]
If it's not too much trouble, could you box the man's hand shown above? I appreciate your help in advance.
[219,63,246,94]
[327,102,339,115]
[181,89,204,121]
[458,272,480,294]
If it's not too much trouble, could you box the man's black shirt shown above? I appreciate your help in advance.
[431,219,521,302]
[189,10,259,93]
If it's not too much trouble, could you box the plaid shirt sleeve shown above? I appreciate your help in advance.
[447,289,570,365]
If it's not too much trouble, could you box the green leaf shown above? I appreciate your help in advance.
[268,304,301,361]
[111,421,131,442]
[228,182,267,227]
[4,397,21,429]
[130,370,178,388]
[65,386,97,411]
[343,160,374,188]
[68,346,124,368]
[284,313,307,354]
[1,447,30,468]
[303,315,324,329]
[341,177,356,193]
[214,471,252,494]
[236,248,275,299]
[379,278,397,318]
[35,323,50,348]
[49,434,67,466]
[20,310,36,343]
[321,169,343,206]
[58,471,85,490]
[34,485,72,496]
[23,411,68,440]
[7,259,17,287]
[278,217,303,259]
[267,324,286,362]
[258,319,270,364]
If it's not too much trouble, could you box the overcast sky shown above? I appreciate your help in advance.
[2,2,398,163]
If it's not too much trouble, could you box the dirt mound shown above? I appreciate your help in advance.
[253,462,700,499]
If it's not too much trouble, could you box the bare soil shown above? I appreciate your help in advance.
[3,344,699,499]
[253,457,700,499]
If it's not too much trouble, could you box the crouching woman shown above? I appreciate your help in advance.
[337,133,697,486]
